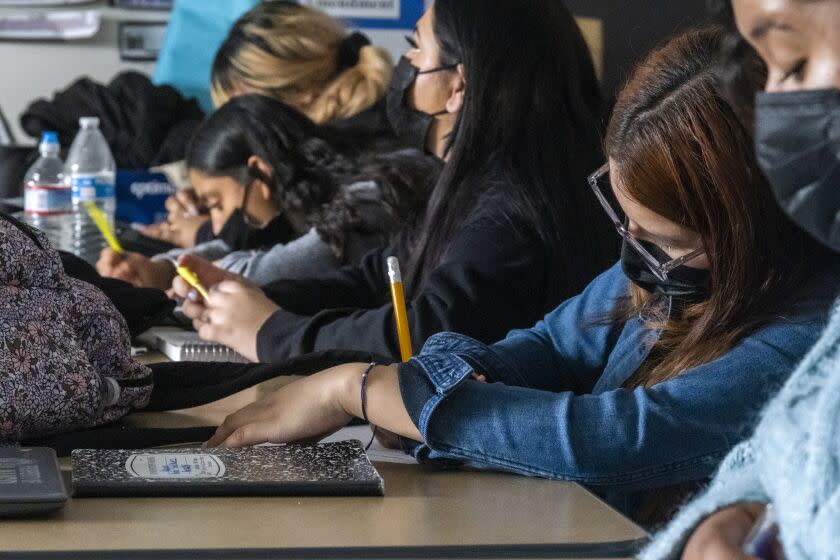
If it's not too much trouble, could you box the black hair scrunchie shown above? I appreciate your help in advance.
[337,32,371,72]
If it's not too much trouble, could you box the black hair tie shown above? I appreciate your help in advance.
[336,32,371,72]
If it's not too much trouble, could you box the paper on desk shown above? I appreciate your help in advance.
[320,425,417,465]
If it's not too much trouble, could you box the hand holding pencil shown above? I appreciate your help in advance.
[170,255,239,302]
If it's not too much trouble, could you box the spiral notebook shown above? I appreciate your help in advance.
[71,441,385,497]
[140,327,248,363]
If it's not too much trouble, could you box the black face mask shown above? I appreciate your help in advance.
[755,89,840,252]
[214,209,294,252]
[385,56,456,152]
[620,239,711,301]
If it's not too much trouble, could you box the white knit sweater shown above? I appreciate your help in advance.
[642,298,840,559]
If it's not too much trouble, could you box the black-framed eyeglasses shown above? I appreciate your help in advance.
[588,163,704,282]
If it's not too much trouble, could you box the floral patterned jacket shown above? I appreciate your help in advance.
[0,214,152,442]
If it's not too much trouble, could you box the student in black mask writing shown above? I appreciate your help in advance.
[171,0,615,363]
[199,28,839,528]
[98,95,437,289]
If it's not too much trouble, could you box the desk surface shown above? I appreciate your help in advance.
[0,462,646,558]
[1,353,646,558]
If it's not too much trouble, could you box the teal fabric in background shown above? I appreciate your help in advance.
[153,0,260,113]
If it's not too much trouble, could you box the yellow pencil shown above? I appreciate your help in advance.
[176,266,211,301]
[387,257,413,361]
[83,201,123,253]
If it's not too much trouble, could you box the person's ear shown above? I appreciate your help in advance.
[247,155,275,202]
[247,155,271,177]
[445,64,466,114]
[259,183,273,203]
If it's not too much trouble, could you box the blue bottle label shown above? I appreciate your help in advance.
[71,176,115,202]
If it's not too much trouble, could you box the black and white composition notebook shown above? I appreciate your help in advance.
[71,441,385,497]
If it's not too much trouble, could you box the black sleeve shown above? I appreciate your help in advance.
[260,246,390,315]
[256,218,550,363]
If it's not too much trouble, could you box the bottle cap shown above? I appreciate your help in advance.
[40,131,59,145]
[79,117,100,128]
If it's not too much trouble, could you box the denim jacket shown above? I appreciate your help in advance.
[398,262,840,511]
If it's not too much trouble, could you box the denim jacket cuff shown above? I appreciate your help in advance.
[399,350,474,436]
[397,361,437,429]
[397,360,465,468]
[420,332,529,386]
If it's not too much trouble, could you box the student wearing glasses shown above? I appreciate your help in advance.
[643,0,840,558]
[199,28,839,525]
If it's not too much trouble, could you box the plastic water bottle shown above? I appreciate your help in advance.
[23,132,73,251]
[65,117,116,263]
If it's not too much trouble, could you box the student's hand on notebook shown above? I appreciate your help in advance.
[683,503,768,560]
[192,280,277,363]
[205,365,355,448]
[96,249,176,290]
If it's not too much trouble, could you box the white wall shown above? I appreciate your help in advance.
[1,29,412,147]
[0,3,418,146]
[0,7,163,145]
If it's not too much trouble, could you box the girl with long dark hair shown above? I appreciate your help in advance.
[171,0,615,363]
[97,94,437,289]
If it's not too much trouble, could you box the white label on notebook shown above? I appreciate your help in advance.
[125,454,226,479]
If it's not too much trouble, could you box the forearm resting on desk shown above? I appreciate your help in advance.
[339,364,422,442]
[205,363,422,448]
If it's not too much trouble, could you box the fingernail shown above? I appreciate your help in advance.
[187,290,198,301]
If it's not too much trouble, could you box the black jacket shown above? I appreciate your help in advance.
[21,71,204,168]
[256,204,605,363]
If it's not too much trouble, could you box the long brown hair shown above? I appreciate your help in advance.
[605,27,826,388]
